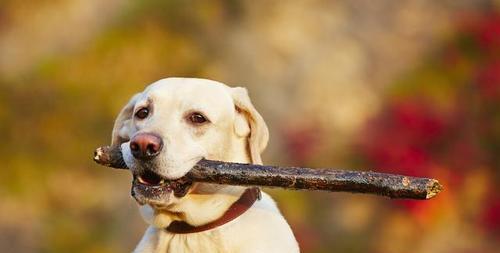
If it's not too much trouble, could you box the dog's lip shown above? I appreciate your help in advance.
[132,171,193,198]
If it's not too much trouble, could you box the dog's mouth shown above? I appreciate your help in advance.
[136,170,167,186]
[132,170,193,203]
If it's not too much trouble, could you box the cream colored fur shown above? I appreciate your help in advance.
[111,78,299,253]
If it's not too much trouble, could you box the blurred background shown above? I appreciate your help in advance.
[0,0,499,252]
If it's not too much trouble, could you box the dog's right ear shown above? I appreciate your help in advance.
[111,93,141,146]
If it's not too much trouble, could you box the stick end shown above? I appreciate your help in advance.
[426,179,443,199]
[93,146,111,166]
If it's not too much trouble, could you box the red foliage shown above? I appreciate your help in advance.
[282,123,322,165]
[358,12,500,220]
[357,100,472,215]
[474,13,500,52]
[481,188,500,235]
[476,60,500,100]
[458,12,500,52]
[393,102,448,142]
[358,100,451,177]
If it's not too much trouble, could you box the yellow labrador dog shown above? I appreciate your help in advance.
[111,78,299,252]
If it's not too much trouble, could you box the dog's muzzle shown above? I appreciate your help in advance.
[131,169,193,204]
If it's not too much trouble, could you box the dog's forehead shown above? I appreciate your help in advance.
[141,78,234,113]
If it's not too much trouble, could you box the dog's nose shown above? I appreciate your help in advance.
[130,133,163,160]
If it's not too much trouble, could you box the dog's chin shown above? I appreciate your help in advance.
[131,170,193,208]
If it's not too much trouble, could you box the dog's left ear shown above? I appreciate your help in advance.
[230,87,269,165]
[111,93,141,146]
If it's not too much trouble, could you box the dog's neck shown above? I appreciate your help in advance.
[143,136,255,228]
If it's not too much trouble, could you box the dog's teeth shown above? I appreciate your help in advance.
[138,176,146,184]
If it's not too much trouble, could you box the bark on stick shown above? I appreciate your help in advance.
[93,145,442,200]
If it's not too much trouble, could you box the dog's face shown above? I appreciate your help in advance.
[111,78,268,208]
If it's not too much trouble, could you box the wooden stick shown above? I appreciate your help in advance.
[93,146,443,200]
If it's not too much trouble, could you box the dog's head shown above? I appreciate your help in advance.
[111,78,268,207]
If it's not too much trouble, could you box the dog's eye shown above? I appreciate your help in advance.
[188,112,208,124]
[135,108,149,119]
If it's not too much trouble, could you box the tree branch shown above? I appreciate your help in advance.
[93,145,442,200]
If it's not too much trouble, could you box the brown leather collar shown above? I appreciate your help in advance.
[166,187,261,234]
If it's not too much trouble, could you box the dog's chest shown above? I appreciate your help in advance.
[160,231,229,253]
